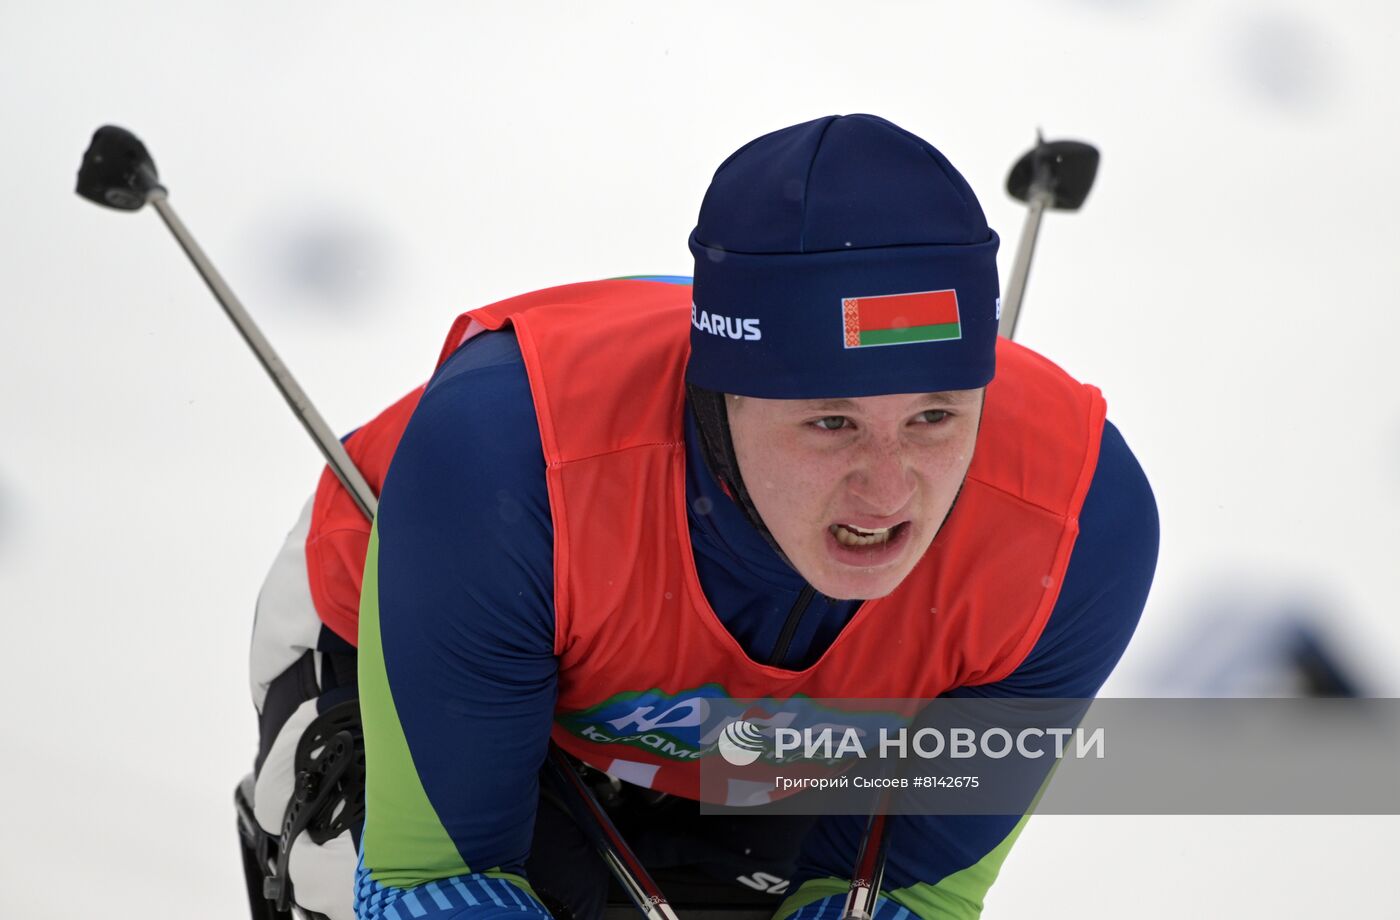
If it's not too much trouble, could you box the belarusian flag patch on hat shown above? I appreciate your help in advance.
[841,289,961,348]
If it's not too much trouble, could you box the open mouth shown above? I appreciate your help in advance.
[829,521,910,547]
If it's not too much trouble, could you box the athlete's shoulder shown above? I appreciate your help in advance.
[376,326,555,645]
[443,277,695,465]
[969,339,1106,525]
[396,327,542,488]
[1072,417,1159,599]
[963,418,1158,697]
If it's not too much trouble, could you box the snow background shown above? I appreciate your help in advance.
[2,0,1397,916]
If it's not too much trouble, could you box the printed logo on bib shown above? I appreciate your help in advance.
[556,685,904,764]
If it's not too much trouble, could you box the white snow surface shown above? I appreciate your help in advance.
[1,1,1398,917]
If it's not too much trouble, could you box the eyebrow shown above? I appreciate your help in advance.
[802,392,970,412]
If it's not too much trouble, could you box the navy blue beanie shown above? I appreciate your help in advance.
[686,114,1000,398]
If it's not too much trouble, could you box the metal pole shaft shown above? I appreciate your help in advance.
[839,809,889,920]
[998,189,1049,341]
[147,191,378,520]
[546,748,680,920]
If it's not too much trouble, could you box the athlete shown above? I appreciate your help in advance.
[245,114,1158,920]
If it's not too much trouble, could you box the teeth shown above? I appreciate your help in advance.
[831,523,894,547]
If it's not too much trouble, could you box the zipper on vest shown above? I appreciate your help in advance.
[767,585,816,668]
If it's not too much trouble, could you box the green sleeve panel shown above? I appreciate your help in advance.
[772,815,1030,920]
[358,522,473,887]
[882,813,1029,919]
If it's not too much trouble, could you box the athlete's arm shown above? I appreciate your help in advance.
[356,330,559,920]
[778,419,1160,920]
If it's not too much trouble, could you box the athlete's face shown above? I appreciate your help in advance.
[727,389,983,600]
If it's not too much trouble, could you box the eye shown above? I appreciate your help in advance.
[915,410,950,424]
[811,416,851,431]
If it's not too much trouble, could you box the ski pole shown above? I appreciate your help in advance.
[75,123,674,920]
[999,132,1100,339]
[838,808,890,920]
[75,125,379,521]
[545,748,680,920]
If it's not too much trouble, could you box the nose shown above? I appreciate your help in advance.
[846,436,916,516]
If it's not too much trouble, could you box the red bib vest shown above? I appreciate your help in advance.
[305,279,1106,801]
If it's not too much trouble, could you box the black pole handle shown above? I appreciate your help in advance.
[76,125,166,211]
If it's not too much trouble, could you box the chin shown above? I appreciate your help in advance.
[806,562,915,601]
